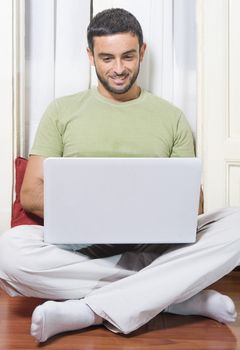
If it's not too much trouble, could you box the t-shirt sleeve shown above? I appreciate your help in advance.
[30,100,63,157]
[170,113,195,157]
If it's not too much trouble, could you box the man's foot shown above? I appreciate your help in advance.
[165,289,237,323]
[31,299,102,342]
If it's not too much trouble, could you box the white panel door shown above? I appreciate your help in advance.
[197,0,240,211]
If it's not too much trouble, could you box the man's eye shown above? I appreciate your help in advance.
[124,55,134,61]
[103,57,112,62]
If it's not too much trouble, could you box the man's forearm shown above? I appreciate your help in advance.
[20,181,44,218]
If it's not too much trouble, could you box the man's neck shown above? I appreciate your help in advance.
[97,84,141,103]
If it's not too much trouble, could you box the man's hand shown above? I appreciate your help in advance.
[20,155,46,218]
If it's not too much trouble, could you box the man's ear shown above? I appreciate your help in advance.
[86,48,95,66]
[140,43,147,62]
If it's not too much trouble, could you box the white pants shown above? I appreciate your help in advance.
[0,208,240,334]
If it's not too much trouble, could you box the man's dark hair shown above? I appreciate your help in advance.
[87,8,143,51]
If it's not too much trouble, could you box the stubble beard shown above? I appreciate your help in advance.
[95,63,140,95]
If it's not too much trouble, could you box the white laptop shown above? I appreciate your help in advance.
[43,157,201,244]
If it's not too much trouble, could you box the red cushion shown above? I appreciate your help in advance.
[11,157,44,227]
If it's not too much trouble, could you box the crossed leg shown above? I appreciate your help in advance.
[0,208,239,343]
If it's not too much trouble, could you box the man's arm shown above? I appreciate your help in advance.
[198,186,204,215]
[20,155,46,218]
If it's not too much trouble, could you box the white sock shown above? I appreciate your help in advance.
[31,299,102,343]
[165,289,237,323]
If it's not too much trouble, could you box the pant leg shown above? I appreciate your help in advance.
[84,208,240,334]
[0,225,139,299]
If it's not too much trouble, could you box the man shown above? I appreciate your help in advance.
[0,8,239,343]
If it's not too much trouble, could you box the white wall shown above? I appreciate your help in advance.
[25,0,91,153]
[0,1,13,232]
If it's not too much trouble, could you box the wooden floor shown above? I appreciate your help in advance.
[0,271,239,350]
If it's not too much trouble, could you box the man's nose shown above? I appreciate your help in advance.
[113,59,125,74]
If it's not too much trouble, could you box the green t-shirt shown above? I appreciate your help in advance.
[31,87,195,255]
[31,87,195,158]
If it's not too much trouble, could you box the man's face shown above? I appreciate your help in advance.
[87,33,146,97]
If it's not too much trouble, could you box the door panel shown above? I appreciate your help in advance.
[197,0,240,211]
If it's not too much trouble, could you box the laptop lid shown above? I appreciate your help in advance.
[43,157,201,244]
